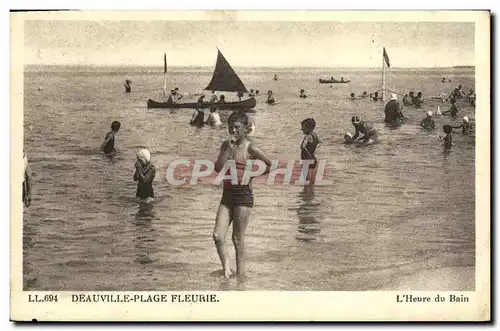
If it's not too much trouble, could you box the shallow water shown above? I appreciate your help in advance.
[23,66,475,290]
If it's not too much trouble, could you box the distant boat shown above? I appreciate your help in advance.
[319,78,350,84]
[147,97,257,110]
[147,49,256,110]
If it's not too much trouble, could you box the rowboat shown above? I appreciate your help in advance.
[147,97,256,109]
[319,78,350,84]
[147,49,255,110]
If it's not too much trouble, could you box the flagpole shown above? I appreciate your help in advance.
[381,49,386,102]
[163,53,167,97]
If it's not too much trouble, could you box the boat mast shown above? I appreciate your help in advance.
[381,49,385,102]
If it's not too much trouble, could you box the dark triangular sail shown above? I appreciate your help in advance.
[204,49,248,93]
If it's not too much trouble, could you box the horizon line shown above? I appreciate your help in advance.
[24,64,475,69]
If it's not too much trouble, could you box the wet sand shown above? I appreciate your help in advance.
[379,267,474,291]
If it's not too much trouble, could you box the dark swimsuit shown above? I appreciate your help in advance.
[220,142,254,208]
[462,122,471,134]
[444,134,452,148]
[420,117,435,130]
[136,165,155,199]
[22,181,27,202]
[221,183,254,208]
[191,110,205,127]
[102,132,115,154]
[301,133,319,169]
[450,105,458,118]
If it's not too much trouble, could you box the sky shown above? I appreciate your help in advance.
[23,20,475,68]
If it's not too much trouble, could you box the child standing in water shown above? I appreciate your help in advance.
[442,98,458,118]
[100,121,121,155]
[452,116,473,135]
[213,112,272,279]
[205,106,222,127]
[134,149,155,205]
[23,151,33,207]
[420,111,435,131]
[442,125,453,149]
[300,118,321,184]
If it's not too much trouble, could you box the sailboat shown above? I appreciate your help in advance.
[147,49,256,110]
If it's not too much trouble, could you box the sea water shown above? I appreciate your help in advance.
[23,65,475,291]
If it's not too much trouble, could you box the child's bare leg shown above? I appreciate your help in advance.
[232,206,252,278]
[213,204,233,278]
[307,166,317,185]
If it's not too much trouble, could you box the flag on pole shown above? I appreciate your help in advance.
[163,53,168,96]
[383,47,390,68]
[164,53,167,74]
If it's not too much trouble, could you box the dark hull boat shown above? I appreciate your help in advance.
[147,97,256,110]
[319,78,350,84]
[148,48,255,110]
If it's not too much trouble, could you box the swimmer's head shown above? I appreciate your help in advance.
[136,148,151,165]
[111,121,121,132]
[351,116,361,126]
[463,116,469,123]
[443,125,453,134]
[301,118,316,134]
[227,111,254,140]
[427,110,433,117]
[344,132,353,142]
[350,93,355,98]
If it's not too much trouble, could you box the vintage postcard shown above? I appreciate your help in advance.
[11,10,490,321]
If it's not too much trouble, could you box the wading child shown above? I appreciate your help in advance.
[452,116,473,135]
[205,106,222,127]
[23,151,33,207]
[420,111,435,131]
[442,98,458,118]
[350,116,378,144]
[100,121,121,155]
[134,149,156,206]
[300,118,321,185]
[213,112,272,279]
[442,125,453,149]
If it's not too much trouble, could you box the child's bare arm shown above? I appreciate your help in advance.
[215,141,231,173]
[134,162,142,181]
[301,135,314,158]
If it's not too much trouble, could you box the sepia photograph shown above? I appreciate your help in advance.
[10,10,490,321]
